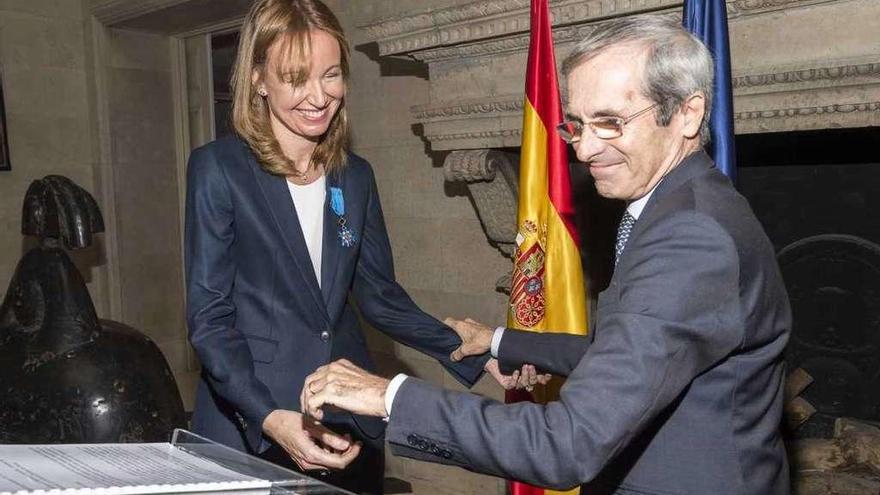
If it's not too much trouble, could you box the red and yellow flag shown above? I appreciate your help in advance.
[507,1,588,494]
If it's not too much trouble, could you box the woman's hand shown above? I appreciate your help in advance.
[484,359,552,391]
[262,409,361,470]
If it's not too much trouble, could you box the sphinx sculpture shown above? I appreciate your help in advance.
[0,175,185,443]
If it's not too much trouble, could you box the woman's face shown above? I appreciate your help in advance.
[257,29,344,144]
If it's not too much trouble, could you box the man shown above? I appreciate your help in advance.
[302,15,791,494]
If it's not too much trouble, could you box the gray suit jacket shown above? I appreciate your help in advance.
[386,151,791,494]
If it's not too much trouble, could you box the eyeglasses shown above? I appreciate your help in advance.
[557,103,659,143]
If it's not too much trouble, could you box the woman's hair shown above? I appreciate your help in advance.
[562,15,714,144]
[231,0,350,175]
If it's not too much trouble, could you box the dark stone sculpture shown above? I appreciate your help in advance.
[0,175,185,443]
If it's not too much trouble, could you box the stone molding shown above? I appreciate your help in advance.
[427,128,523,143]
[413,95,523,121]
[91,0,190,25]
[414,20,610,63]
[727,0,839,17]
[361,0,681,56]
[733,61,880,90]
[735,101,880,121]
[413,59,880,145]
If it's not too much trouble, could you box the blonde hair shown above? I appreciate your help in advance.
[231,0,350,176]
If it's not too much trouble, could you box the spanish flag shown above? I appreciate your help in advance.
[506,1,588,494]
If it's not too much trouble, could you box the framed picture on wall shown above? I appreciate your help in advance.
[0,69,10,171]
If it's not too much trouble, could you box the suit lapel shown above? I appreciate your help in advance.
[249,157,328,323]
[624,151,715,247]
[320,172,342,306]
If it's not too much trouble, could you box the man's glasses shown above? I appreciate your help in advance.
[557,103,659,143]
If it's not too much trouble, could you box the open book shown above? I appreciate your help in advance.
[0,430,352,495]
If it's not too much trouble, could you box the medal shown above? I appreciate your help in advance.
[330,186,357,247]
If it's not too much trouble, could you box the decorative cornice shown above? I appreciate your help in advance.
[734,102,880,121]
[426,129,522,142]
[727,0,839,18]
[362,0,528,38]
[733,62,880,89]
[415,20,609,63]
[416,10,679,63]
[413,95,523,121]
[362,0,681,57]
[91,0,190,25]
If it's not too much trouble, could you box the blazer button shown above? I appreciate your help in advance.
[320,331,330,342]
[407,434,418,446]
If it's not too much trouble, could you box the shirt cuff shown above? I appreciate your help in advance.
[384,373,409,419]
[490,326,505,358]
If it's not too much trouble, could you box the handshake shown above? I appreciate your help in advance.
[273,317,551,472]
[300,317,551,420]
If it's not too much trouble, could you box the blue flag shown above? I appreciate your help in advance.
[683,0,736,182]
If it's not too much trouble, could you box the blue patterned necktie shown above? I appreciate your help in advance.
[615,211,636,266]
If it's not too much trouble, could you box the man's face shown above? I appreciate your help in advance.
[565,44,688,201]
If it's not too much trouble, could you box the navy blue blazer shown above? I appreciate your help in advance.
[184,135,486,453]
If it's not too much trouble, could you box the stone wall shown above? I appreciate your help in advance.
[99,27,195,408]
[0,0,107,313]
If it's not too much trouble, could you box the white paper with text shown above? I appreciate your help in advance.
[0,443,271,495]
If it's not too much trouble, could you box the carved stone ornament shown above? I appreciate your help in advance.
[444,150,519,290]
[727,0,839,17]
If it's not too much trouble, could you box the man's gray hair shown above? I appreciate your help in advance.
[562,15,714,143]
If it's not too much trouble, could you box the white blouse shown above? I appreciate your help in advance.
[287,175,326,286]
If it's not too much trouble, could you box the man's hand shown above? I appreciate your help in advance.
[302,359,390,419]
[484,359,552,391]
[262,409,361,471]
[445,317,494,361]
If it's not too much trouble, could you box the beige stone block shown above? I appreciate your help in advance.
[0,13,85,69]
[0,67,90,119]
[404,459,504,495]
[108,28,171,72]
[385,148,443,219]
[156,339,198,411]
[406,289,507,329]
[730,1,880,72]
[384,216,445,292]
[152,338,200,409]
[107,67,173,121]
[109,116,177,166]
[438,216,511,296]
[175,370,200,412]
[3,112,92,172]
[429,51,527,104]
[118,252,184,338]
[0,0,83,20]
[348,146,399,217]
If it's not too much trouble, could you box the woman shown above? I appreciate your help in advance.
[184,1,497,493]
